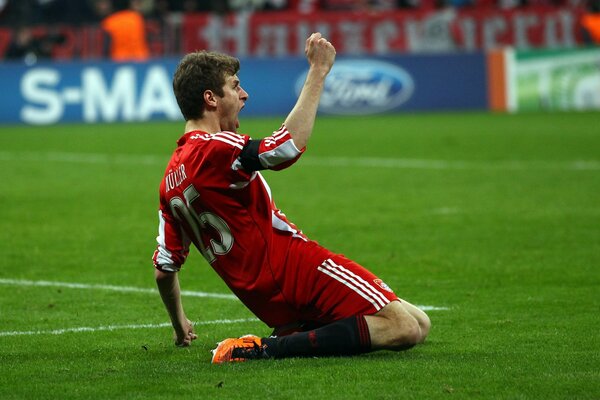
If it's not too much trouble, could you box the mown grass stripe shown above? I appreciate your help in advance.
[1,150,598,170]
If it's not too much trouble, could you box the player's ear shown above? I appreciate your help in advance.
[204,90,218,108]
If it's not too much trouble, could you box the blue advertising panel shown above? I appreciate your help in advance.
[0,59,182,125]
[0,53,487,125]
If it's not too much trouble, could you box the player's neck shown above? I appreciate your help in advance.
[184,118,219,135]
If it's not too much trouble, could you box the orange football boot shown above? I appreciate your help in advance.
[211,335,267,364]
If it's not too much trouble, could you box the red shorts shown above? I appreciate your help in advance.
[259,236,399,335]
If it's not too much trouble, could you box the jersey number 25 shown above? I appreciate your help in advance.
[169,184,234,264]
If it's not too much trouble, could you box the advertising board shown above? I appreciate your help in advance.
[514,48,600,111]
[0,53,488,125]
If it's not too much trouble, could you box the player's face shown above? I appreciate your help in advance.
[217,74,248,132]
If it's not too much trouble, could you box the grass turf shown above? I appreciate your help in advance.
[0,112,598,399]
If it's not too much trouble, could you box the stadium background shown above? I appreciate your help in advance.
[1,0,599,122]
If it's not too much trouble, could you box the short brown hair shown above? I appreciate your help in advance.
[172,51,240,121]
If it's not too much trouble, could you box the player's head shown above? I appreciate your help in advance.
[173,51,242,121]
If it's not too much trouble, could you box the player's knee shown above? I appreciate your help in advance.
[372,301,427,350]
[375,313,421,351]
[389,316,421,350]
[418,312,431,343]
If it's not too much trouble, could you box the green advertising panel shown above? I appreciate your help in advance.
[515,48,600,111]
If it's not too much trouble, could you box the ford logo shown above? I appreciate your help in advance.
[295,60,414,115]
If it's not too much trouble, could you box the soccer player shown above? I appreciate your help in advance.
[153,33,431,363]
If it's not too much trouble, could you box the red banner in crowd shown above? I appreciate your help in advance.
[0,7,586,60]
[182,7,585,56]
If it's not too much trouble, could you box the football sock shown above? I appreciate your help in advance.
[261,315,371,358]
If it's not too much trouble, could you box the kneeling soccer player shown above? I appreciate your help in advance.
[152,33,431,363]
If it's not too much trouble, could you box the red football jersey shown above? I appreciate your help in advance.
[153,125,307,317]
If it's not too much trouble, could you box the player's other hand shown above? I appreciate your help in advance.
[305,32,336,75]
[174,318,198,347]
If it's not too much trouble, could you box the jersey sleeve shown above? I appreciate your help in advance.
[238,125,304,172]
[152,208,190,272]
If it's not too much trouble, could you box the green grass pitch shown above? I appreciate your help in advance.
[0,112,598,399]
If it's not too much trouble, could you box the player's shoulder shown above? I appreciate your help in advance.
[186,130,249,151]
[210,131,249,150]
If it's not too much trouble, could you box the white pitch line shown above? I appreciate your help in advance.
[0,318,259,337]
[418,305,448,311]
[0,278,238,300]
[0,150,598,171]
[0,279,447,337]
[0,278,447,310]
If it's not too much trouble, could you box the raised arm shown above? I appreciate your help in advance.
[284,33,336,150]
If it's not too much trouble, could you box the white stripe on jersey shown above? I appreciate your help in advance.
[210,135,244,150]
[256,173,304,239]
[257,172,272,201]
[271,210,305,240]
[217,131,246,145]
[258,139,301,168]
[155,210,178,269]
[317,265,382,311]
[324,259,390,307]
[272,127,289,141]
[318,259,389,309]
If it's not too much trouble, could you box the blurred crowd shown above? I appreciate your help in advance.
[0,0,595,27]
[1,0,598,62]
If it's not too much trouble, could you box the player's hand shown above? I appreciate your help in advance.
[174,318,198,347]
[305,32,336,75]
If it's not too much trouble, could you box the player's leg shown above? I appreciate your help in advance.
[211,247,431,362]
[397,298,431,343]
[259,300,430,357]
[365,300,430,350]
[211,302,429,362]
